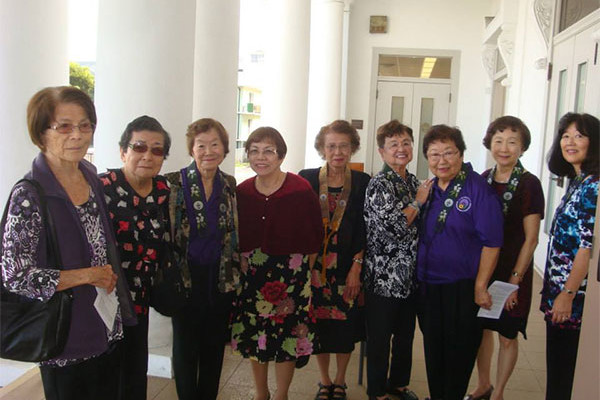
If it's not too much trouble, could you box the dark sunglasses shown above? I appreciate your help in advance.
[128,141,165,157]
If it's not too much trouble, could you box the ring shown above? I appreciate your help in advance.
[511,301,516,306]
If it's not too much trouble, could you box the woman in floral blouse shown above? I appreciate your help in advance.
[1,86,135,400]
[540,112,598,400]
[232,127,323,400]
[299,120,370,400]
[164,118,240,400]
[100,115,171,400]
[363,120,431,400]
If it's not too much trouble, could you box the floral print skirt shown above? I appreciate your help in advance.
[231,248,315,363]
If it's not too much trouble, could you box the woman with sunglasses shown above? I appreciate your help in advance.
[1,86,136,400]
[164,118,240,400]
[540,113,598,400]
[99,115,171,400]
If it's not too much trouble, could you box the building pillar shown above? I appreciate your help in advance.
[94,0,196,175]
[0,0,69,205]
[262,0,311,173]
[305,0,345,168]
[192,0,240,175]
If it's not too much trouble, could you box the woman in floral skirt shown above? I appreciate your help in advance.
[231,127,323,400]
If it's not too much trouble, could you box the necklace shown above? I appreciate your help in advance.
[256,171,285,196]
[486,160,525,215]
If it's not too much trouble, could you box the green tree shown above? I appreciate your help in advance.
[69,62,95,99]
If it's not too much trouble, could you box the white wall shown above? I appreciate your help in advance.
[503,0,548,177]
[345,0,494,171]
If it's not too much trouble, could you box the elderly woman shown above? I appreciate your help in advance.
[231,127,323,400]
[363,120,431,400]
[99,115,171,400]
[466,116,544,400]
[0,86,135,399]
[298,120,370,400]
[416,125,503,400]
[540,113,598,400]
[164,118,240,400]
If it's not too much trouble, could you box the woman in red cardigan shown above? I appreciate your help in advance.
[231,127,323,400]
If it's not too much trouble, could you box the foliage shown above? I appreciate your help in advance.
[69,62,95,99]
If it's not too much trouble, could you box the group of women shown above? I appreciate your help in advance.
[0,85,597,400]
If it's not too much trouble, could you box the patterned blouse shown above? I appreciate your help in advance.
[540,173,598,329]
[1,184,123,366]
[364,167,420,298]
[100,169,170,315]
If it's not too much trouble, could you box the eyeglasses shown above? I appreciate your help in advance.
[128,141,165,157]
[427,150,459,162]
[248,148,278,158]
[48,121,96,134]
[325,143,351,153]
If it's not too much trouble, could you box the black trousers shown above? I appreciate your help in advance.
[40,343,122,400]
[172,297,232,400]
[417,280,482,400]
[545,323,580,400]
[119,312,149,400]
[366,292,417,397]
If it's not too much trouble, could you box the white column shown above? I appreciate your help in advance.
[0,0,69,205]
[305,0,345,168]
[193,0,240,175]
[94,0,196,175]
[262,0,311,173]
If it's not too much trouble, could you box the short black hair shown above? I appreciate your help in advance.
[547,113,599,178]
[483,115,531,151]
[422,124,466,157]
[119,115,171,158]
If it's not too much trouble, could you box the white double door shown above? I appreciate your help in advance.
[370,80,451,178]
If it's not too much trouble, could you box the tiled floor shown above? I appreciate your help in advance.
[0,274,547,400]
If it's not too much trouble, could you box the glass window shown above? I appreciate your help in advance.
[559,0,599,32]
[390,97,405,122]
[574,62,587,112]
[417,98,434,180]
[378,55,452,79]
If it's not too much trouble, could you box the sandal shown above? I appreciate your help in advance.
[315,382,332,400]
[331,383,347,400]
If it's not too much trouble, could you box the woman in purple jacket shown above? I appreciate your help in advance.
[0,86,135,400]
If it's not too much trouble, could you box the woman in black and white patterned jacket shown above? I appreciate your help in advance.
[363,120,432,400]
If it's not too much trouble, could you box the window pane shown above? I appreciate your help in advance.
[559,0,599,32]
[417,98,434,180]
[391,96,405,121]
[574,62,587,112]
[378,55,451,79]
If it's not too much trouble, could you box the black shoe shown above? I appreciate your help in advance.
[315,382,333,400]
[463,385,493,400]
[388,387,419,400]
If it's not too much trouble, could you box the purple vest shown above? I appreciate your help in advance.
[27,154,136,361]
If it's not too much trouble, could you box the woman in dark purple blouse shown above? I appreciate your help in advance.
[466,116,544,400]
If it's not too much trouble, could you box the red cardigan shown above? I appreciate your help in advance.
[237,173,323,255]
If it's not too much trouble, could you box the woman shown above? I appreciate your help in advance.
[540,113,598,400]
[164,118,240,400]
[364,120,431,400]
[231,127,323,400]
[466,116,544,400]
[298,120,370,400]
[100,115,171,400]
[0,86,136,399]
[417,125,503,400]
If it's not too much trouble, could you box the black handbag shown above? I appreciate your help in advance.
[0,179,73,362]
[150,208,189,317]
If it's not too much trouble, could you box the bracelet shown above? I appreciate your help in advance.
[408,200,420,212]
[563,287,575,296]
[352,258,363,264]
[511,271,522,278]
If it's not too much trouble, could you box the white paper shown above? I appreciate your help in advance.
[477,280,519,319]
[94,287,119,330]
